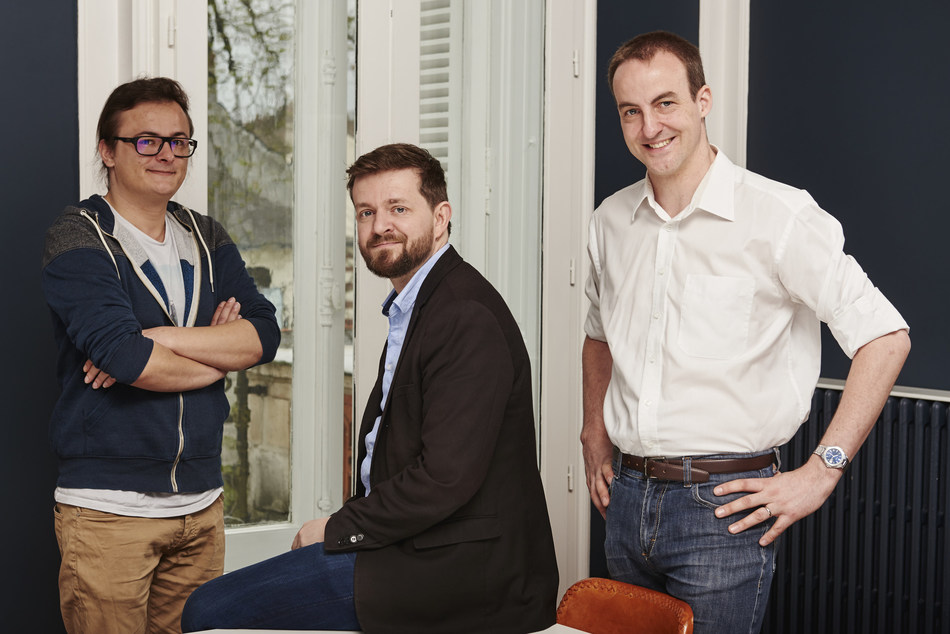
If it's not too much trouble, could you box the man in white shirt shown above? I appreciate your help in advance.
[582,31,910,632]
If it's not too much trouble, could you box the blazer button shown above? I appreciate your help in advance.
[349,535,358,543]
[357,534,364,542]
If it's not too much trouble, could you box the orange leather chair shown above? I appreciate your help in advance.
[556,578,693,634]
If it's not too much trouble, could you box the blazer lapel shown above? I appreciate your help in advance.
[402,245,462,343]
[355,344,387,476]
[381,245,463,417]
[358,246,464,486]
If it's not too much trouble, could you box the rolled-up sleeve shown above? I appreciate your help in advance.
[777,203,908,359]
[584,214,607,342]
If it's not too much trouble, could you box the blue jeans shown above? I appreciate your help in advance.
[180,543,360,632]
[604,452,778,634]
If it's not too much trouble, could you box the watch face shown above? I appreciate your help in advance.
[824,447,845,467]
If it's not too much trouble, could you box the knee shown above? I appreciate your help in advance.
[179,585,210,633]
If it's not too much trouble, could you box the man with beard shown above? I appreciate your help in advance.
[181,143,559,634]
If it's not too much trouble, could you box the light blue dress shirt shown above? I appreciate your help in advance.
[360,243,451,494]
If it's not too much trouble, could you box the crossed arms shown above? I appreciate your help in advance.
[84,297,264,392]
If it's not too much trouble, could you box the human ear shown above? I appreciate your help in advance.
[434,201,452,237]
[98,139,116,168]
[696,84,712,118]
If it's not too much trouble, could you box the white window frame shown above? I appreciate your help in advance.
[77,0,753,594]
[77,0,350,570]
[699,0,750,167]
[540,0,597,598]
[351,0,421,449]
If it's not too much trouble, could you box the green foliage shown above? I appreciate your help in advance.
[221,463,244,526]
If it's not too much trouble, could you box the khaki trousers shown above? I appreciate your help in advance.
[55,496,225,634]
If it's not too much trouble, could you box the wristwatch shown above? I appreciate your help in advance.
[813,445,849,470]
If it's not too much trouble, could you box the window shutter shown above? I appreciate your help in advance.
[419,0,462,199]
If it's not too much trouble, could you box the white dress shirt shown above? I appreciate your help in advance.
[585,150,907,457]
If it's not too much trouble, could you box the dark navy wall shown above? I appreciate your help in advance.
[591,0,700,579]
[747,3,949,390]
[594,0,700,208]
[1,3,76,632]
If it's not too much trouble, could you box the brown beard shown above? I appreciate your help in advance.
[359,230,434,280]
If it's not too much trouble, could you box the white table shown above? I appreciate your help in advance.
[197,624,585,633]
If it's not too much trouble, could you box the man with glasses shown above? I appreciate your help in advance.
[42,77,280,634]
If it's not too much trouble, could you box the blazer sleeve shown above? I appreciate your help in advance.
[324,298,516,552]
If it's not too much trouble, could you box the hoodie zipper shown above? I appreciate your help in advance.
[80,206,207,493]
[170,393,185,492]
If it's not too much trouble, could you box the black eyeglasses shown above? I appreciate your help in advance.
[113,136,198,158]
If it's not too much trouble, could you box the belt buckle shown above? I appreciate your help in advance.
[643,456,666,479]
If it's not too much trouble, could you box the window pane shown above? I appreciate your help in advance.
[208,0,295,527]
[344,0,358,499]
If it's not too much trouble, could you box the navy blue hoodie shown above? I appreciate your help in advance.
[42,195,280,493]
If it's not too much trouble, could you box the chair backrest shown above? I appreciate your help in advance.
[556,578,693,634]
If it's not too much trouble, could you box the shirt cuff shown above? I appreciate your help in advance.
[826,288,908,358]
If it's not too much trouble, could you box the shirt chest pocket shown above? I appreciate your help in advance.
[678,274,754,359]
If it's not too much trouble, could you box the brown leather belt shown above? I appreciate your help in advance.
[620,453,775,483]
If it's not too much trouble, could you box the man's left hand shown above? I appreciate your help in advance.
[713,458,842,546]
[292,517,330,550]
[82,359,116,389]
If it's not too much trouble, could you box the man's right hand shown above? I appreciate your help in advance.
[210,297,242,325]
[581,421,614,518]
[292,517,330,550]
[582,336,615,519]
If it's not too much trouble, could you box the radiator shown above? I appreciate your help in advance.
[763,388,950,633]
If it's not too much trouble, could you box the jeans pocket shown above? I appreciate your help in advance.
[689,480,751,511]
[690,465,774,512]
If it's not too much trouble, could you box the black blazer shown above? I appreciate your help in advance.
[325,246,558,633]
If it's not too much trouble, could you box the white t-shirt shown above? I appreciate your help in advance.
[112,209,187,325]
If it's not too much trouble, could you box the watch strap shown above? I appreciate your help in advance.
[813,444,850,470]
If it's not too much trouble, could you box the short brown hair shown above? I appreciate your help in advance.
[607,31,706,99]
[346,143,448,210]
[96,77,194,178]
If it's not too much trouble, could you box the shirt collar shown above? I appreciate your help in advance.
[381,242,451,317]
[693,148,735,221]
[633,146,736,223]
